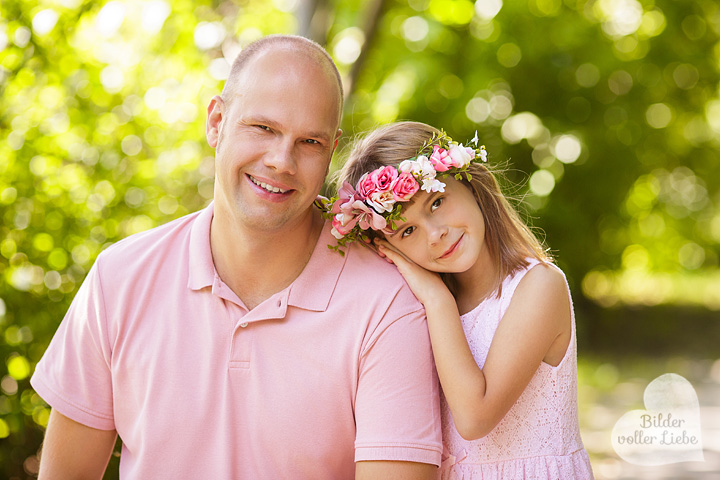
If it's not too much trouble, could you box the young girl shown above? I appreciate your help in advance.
[324,122,594,478]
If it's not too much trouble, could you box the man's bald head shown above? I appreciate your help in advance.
[221,35,344,123]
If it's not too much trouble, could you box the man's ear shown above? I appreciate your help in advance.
[206,95,224,148]
[333,128,342,151]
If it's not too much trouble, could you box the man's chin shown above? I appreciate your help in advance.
[236,206,317,234]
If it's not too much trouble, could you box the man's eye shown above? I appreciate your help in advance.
[305,139,320,145]
[256,125,271,131]
[401,226,415,238]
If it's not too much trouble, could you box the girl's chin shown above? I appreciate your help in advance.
[439,258,476,275]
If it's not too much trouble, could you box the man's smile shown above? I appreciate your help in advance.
[248,174,291,194]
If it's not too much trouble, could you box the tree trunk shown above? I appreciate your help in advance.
[297,0,331,46]
[346,0,387,98]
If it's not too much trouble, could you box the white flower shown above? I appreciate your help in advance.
[367,190,396,213]
[448,143,474,168]
[398,159,415,174]
[421,178,446,193]
[414,155,435,177]
[400,155,436,179]
[331,226,344,239]
[479,146,488,162]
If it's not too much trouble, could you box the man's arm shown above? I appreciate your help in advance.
[353,303,443,469]
[38,409,117,480]
[356,460,437,479]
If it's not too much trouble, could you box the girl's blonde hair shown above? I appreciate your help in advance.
[336,121,552,296]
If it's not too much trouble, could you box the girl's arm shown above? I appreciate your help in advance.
[376,243,571,441]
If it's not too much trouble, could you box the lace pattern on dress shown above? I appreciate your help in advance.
[440,259,594,479]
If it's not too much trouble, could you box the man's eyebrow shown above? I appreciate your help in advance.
[241,115,276,126]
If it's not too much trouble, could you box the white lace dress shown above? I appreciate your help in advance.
[440,259,594,479]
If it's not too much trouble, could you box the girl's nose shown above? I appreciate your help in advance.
[427,221,448,245]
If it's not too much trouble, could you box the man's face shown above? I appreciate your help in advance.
[207,49,341,233]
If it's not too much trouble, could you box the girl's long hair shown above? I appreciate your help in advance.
[336,121,551,297]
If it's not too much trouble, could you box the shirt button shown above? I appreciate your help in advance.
[240,322,249,328]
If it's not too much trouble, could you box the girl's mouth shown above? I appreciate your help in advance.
[440,234,463,259]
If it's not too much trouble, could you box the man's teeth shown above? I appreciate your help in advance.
[250,176,289,194]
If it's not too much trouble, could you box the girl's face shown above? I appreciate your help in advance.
[385,176,487,273]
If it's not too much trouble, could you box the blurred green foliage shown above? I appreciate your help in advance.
[1,0,719,477]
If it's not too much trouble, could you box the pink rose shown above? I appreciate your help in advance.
[370,166,398,191]
[391,172,419,201]
[356,173,377,200]
[357,166,398,200]
[429,145,452,172]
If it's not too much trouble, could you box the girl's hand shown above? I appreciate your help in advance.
[374,239,452,306]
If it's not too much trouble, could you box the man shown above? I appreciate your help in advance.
[31,35,442,478]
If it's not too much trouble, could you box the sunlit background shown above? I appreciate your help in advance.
[1,0,719,478]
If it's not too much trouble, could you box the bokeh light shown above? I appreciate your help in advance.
[2,2,720,477]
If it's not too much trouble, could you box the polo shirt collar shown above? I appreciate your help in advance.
[187,202,347,312]
[287,220,346,312]
[187,201,216,291]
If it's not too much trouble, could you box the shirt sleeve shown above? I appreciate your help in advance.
[354,297,443,466]
[31,258,116,430]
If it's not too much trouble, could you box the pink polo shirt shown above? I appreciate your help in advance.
[31,203,442,478]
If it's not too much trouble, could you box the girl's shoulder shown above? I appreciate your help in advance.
[497,260,570,319]
[502,259,566,296]
[512,261,569,303]
[504,260,572,336]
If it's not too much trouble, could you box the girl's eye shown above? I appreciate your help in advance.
[401,226,416,238]
[431,197,443,210]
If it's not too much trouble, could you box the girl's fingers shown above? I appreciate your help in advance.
[378,243,403,261]
[372,238,390,258]
[375,239,397,255]
[375,240,418,270]
[377,245,394,264]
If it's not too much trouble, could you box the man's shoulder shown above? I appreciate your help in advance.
[95,208,205,275]
[339,243,423,308]
[342,243,403,279]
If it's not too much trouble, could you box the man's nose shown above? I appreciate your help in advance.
[264,138,297,174]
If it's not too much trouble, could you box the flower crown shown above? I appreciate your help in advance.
[316,130,488,254]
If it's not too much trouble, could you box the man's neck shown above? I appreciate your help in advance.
[209,205,325,310]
